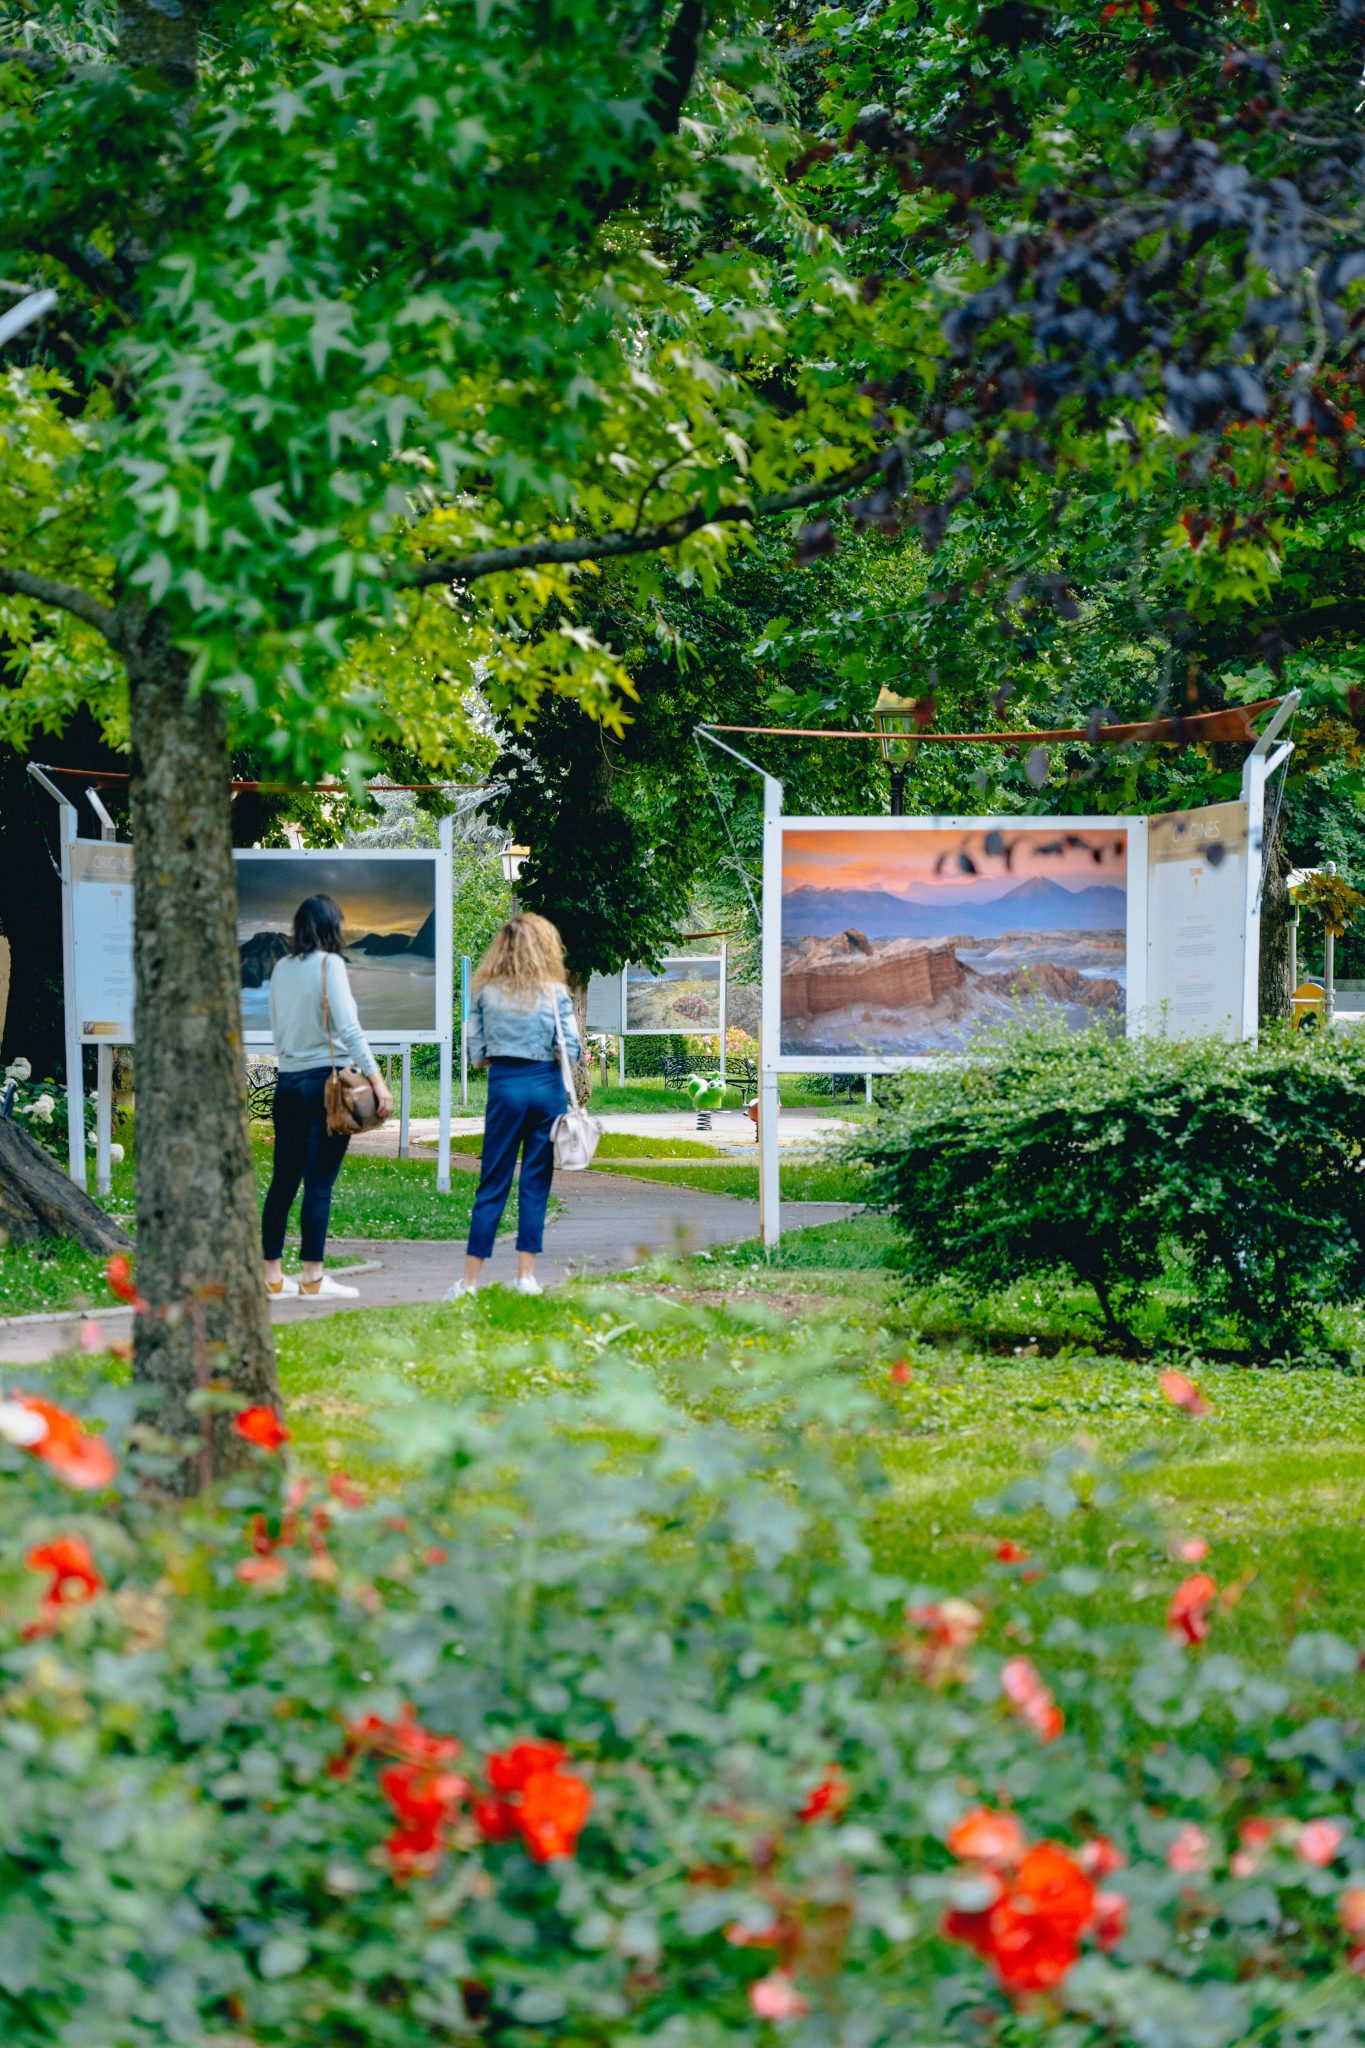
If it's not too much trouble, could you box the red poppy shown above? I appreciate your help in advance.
[1092,1889,1128,1952]
[24,1534,103,1636]
[105,1254,149,1312]
[233,1405,289,1452]
[797,1768,849,1824]
[472,1795,520,1843]
[948,1807,1025,1869]
[1167,1572,1217,1645]
[906,1597,983,1685]
[1158,1369,1211,1417]
[12,1394,117,1491]
[995,1541,1029,1564]
[331,1705,462,1777]
[379,1761,468,1876]
[889,1361,913,1384]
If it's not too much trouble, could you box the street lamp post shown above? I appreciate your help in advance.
[872,687,922,817]
[500,842,529,912]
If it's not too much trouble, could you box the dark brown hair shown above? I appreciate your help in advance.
[290,893,346,957]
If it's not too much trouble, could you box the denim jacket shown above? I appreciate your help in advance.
[467,981,582,1066]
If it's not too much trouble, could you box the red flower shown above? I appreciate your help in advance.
[478,1741,592,1861]
[330,1705,462,1777]
[233,1405,289,1452]
[379,1761,469,1877]
[328,1472,367,1507]
[1297,1819,1345,1868]
[105,1254,149,1312]
[1159,1369,1211,1417]
[236,1553,288,1585]
[24,1534,103,1636]
[518,1763,593,1862]
[906,1597,983,1685]
[1167,1572,1217,1645]
[471,1796,520,1843]
[749,1972,809,2021]
[487,1739,567,1793]
[948,1807,1025,1870]
[1078,1835,1125,1878]
[1092,1889,1128,1951]
[995,1541,1029,1564]
[1175,1535,1209,1563]
[889,1361,913,1384]
[11,1394,117,1491]
[1342,1885,1365,1971]
[797,1768,849,1824]
[1167,1822,1211,1874]
[1001,1656,1063,1744]
[944,1842,1097,1995]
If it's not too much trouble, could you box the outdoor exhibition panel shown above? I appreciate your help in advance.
[35,785,458,1194]
[752,708,1294,1246]
[587,951,729,1083]
[769,817,1148,1074]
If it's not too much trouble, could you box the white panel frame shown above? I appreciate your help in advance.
[771,813,1148,1074]
[235,844,452,1051]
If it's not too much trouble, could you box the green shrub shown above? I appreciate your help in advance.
[4,1327,1365,2044]
[852,1022,1365,1356]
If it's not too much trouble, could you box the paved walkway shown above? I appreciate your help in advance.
[356,1105,856,1159]
[0,1167,856,1366]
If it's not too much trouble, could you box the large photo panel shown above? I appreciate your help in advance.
[235,852,440,1039]
[779,820,1136,1062]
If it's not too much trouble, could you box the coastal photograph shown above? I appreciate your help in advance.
[234,853,439,1037]
[781,825,1129,1058]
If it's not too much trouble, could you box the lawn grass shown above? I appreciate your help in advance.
[448,1130,724,1160]
[591,1160,868,1201]
[267,1212,1365,1670]
[408,1070,872,1117]
[0,1136,502,1317]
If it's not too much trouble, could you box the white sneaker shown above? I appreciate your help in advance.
[514,1275,543,1296]
[265,1275,299,1298]
[442,1280,477,1303]
[298,1274,360,1299]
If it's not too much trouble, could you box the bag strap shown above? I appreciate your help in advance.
[551,990,579,1110]
[320,953,340,1077]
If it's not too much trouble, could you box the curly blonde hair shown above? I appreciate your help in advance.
[472,913,567,1007]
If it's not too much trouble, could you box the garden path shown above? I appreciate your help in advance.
[0,1168,854,1365]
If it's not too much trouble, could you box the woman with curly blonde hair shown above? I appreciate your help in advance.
[444,912,581,1301]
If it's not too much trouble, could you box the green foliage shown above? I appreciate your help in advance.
[7,1330,1365,2045]
[854,1023,1365,1356]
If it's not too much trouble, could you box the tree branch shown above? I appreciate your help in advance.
[0,563,122,646]
[589,0,708,221]
[400,451,885,590]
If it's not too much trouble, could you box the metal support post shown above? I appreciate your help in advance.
[28,766,86,1188]
[758,769,784,1248]
[398,1045,411,1158]
[87,786,119,1196]
[718,940,728,1090]
[889,765,906,817]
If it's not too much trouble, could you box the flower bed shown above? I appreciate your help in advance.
[2,1346,1364,2045]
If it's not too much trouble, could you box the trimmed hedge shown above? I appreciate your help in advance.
[853,1023,1365,1355]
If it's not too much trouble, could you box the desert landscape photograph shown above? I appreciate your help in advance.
[781,826,1129,1058]
[624,956,723,1033]
[235,854,439,1037]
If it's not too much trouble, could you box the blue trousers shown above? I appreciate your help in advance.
[467,1058,566,1258]
[261,1067,350,1263]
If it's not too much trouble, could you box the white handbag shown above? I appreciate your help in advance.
[550,996,602,1171]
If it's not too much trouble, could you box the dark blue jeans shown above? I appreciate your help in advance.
[261,1067,351,1263]
[467,1058,566,1258]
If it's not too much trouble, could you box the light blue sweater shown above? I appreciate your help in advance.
[269,951,379,1077]
[467,981,582,1066]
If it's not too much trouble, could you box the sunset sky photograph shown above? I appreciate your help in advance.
[235,856,435,939]
[783,827,1127,896]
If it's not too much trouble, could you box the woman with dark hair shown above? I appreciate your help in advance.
[260,893,392,1298]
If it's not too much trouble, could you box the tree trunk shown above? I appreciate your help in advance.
[565,971,595,1102]
[0,1116,132,1254]
[127,623,277,1479]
